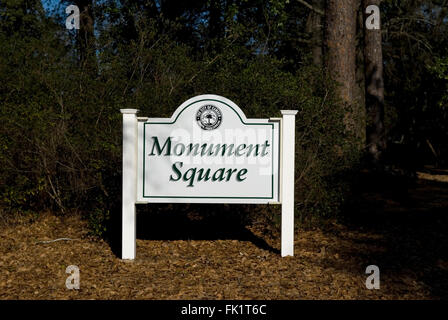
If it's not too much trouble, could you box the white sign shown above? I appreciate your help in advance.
[136,95,279,203]
[120,95,298,260]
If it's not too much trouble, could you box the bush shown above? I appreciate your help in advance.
[0,5,359,235]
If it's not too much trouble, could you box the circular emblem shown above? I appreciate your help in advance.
[196,104,222,130]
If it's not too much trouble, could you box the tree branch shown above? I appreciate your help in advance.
[36,238,79,244]
[297,0,324,16]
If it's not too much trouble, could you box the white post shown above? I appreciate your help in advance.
[280,110,298,257]
[121,109,138,260]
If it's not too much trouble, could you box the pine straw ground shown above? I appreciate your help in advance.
[0,173,447,300]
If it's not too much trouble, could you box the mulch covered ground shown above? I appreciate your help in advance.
[0,173,447,299]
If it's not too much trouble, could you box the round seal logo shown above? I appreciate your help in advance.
[196,104,222,130]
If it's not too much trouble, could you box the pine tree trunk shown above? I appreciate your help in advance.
[363,0,386,162]
[306,0,324,66]
[325,0,363,142]
[74,0,96,71]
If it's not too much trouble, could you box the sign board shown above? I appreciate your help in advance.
[136,96,279,203]
[121,95,297,260]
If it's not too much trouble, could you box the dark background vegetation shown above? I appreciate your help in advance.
[0,0,447,239]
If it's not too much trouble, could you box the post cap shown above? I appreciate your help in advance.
[120,109,139,114]
[281,110,298,116]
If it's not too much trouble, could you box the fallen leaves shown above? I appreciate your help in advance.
[0,213,434,300]
[0,177,447,299]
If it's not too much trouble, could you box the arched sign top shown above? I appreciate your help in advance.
[150,94,269,125]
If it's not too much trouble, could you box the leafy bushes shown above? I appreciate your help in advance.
[0,4,358,234]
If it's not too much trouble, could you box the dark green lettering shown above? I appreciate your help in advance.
[149,137,172,156]
[235,144,246,156]
[212,168,226,181]
[183,168,197,187]
[225,168,238,181]
[169,161,183,181]
[236,168,248,181]
[246,144,259,157]
[197,168,211,181]
[261,140,270,156]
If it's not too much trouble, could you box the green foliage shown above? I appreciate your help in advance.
[88,207,110,237]
[381,0,448,165]
[428,57,448,108]
[0,0,381,233]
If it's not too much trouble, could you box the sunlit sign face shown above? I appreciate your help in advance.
[137,95,280,204]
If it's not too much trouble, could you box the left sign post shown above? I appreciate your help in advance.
[121,108,138,260]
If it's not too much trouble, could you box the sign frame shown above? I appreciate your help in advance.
[120,94,297,259]
[136,95,280,204]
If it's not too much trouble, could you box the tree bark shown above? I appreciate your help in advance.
[363,0,386,162]
[74,0,96,71]
[305,0,324,66]
[325,0,363,141]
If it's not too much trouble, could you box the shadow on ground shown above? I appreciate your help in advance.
[105,169,447,299]
[339,170,448,299]
[107,203,280,259]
